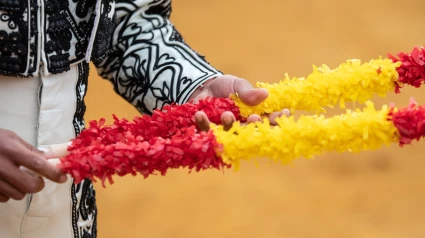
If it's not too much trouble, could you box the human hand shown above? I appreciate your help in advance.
[0,129,68,203]
[189,75,291,131]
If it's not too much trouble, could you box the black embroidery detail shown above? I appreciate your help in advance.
[28,0,38,74]
[0,30,25,71]
[0,0,30,77]
[49,53,71,73]
[57,0,98,64]
[45,0,72,74]
[68,12,96,59]
[45,41,56,54]
[0,12,19,29]
[0,0,116,76]
[92,0,115,62]
[145,0,171,18]
[71,180,97,238]
[0,53,21,73]
[73,0,96,18]
[73,62,89,135]
[75,20,90,58]
[169,26,183,42]
[0,0,23,12]
[71,62,97,238]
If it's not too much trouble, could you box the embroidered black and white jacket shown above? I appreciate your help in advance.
[0,0,221,113]
[0,0,222,238]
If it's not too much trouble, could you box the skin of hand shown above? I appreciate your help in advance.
[0,129,68,203]
[189,75,291,131]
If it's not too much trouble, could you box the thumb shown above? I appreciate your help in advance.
[233,78,268,106]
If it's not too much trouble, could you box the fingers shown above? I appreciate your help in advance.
[195,105,292,133]
[268,109,292,125]
[241,108,291,126]
[203,75,268,106]
[14,133,46,156]
[0,129,69,202]
[282,109,292,117]
[196,108,292,132]
[195,111,212,132]
[0,179,25,200]
[233,79,269,106]
[221,111,236,131]
[19,166,38,177]
[0,162,45,194]
[246,114,262,123]
[268,111,284,125]
[243,108,291,126]
[12,145,67,184]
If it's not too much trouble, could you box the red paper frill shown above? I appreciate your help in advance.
[388,46,425,93]
[58,97,242,186]
[389,98,425,146]
[131,96,244,140]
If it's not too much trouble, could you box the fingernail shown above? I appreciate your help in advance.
[195,114,203,122]
[59,174,67,183]
[223,116,233,125]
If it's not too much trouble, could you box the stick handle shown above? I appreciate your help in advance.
[39,142,71,159]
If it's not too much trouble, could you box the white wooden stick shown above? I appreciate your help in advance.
[39,142,72,159]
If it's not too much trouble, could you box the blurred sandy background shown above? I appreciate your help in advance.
[84,1,425,237]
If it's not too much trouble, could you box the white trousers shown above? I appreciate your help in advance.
[0,64,94,238]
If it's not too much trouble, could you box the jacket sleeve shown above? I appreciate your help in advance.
[93,0,222,114]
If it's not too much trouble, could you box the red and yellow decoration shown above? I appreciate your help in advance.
[57,46,425,186]
[234,46,425,116]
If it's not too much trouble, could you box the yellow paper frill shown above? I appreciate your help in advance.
[232,58,400,117]
[212,101,399,170]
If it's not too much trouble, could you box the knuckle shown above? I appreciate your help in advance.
[28,144,39,154]
[30,156,45,170]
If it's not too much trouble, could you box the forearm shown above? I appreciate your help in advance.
[94,0,222,114]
